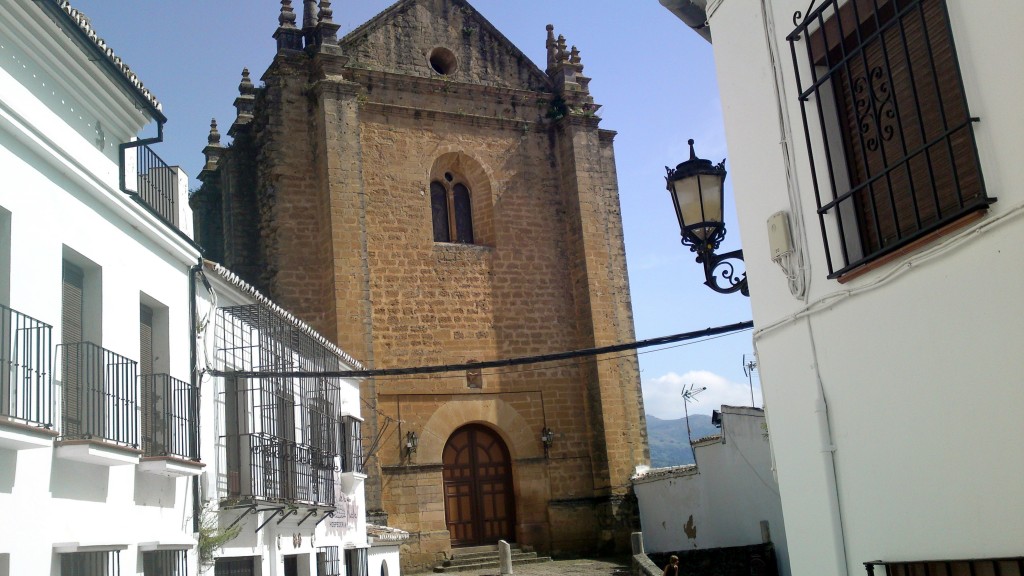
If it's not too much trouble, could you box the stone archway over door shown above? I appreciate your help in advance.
[443,424,516,547]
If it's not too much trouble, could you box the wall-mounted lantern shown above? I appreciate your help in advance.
[665,139,748,296]
[405,431,418,457]
[541,427,554,457]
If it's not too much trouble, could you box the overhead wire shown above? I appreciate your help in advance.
[203,320,754,380]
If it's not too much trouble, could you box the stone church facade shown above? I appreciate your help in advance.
[190,0,649,569]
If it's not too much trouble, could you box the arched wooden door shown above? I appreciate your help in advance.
[442,424,516,546]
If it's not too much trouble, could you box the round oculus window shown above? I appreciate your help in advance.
[429,47,457,75]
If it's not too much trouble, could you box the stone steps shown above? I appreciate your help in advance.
[433,544,552,573]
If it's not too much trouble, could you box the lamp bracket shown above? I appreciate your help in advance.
[697,247,749,296]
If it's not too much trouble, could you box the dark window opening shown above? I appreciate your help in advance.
[143,550,188,576]
[61,551,119,576]
[215,557,256,576]
[344,548,368,576]
[317,546,341,576]
[430,178,475,244]
[340,415,363,474]
[429,47,457,75]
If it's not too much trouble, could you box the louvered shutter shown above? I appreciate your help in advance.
[140,305,156,454]
[62,261,84,438]
[812,0,984,255]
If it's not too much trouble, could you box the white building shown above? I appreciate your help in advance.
[661,0,1024,574]
[633,406,789,575]
[0,0,201,574]
[195,261,398,576]
[0,1,384,574]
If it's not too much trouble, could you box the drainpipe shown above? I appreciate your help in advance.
[659,0,712,43]
[189,258,204,534]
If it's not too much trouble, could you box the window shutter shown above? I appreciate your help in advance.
[140,305,154,453]
[62,261,84,438]
[816,0,985,255]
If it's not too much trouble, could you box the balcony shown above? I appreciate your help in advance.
[121,143,192,238]
[227,433,336,509]
[56,341,141,466]
[0,304,57,449]
[137,374,203,477]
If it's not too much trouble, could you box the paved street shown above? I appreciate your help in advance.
[410,557,634,576]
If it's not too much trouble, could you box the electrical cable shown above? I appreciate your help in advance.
[204,320,754,380]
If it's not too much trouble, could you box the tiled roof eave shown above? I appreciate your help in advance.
[48,1,163,117]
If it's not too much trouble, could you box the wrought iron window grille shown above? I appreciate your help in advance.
[317,546,342,576]
[142,550,188,576]
[60,550,121,576]
[788,0,991,277]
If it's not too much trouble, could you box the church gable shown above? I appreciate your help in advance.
[340,0,552,92]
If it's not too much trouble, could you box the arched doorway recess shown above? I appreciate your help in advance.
[442,424,516,546]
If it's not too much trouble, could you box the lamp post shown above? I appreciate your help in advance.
[665,139,749,296]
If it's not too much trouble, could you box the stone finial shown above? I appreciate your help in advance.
[279,0,297,28]
[311,0,340,49]
[208,118,221,146]
[275,0,304,51]
[238,68,254,95]
[545,24,557,73]
[301,0,317,47]
[302,0,318,30]
[318,0,334,24]
[201,118,225,178]
[232,69,256,136]
[545,34,597,115]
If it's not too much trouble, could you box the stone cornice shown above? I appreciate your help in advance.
[346,68,553,103]
[360,101,536,132]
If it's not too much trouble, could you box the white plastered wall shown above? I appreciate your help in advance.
[703,0,1024,574]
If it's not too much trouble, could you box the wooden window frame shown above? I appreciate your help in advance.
[430,175,475,244]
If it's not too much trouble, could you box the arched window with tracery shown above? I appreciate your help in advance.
[431,172,474,244]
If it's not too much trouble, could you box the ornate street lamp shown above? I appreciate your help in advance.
[665,139,748,296]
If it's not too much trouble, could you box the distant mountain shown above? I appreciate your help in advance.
[646,413,720,468]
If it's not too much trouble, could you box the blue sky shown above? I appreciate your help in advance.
[72,0,759,417]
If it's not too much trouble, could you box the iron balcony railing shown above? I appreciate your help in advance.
[0,304,53,428]
[228,433,336,506]
[131,143,179,228]
[59,342,138,448]
[141,374,198,460]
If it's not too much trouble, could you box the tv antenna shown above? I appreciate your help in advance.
[742,354,758,407]
[682,383,706,465]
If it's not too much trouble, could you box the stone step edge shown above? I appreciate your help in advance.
[433,556,552,573]
[450,550,531,562]
[450,549,544,561]
[451,546,521,557]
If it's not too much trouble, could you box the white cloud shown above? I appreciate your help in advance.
[642,370,760,420]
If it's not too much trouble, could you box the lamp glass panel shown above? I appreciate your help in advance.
[672,173,724,241]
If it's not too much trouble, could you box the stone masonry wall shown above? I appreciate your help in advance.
[195,0,649,569]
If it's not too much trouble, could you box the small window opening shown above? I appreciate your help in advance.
[429,47,458,75]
